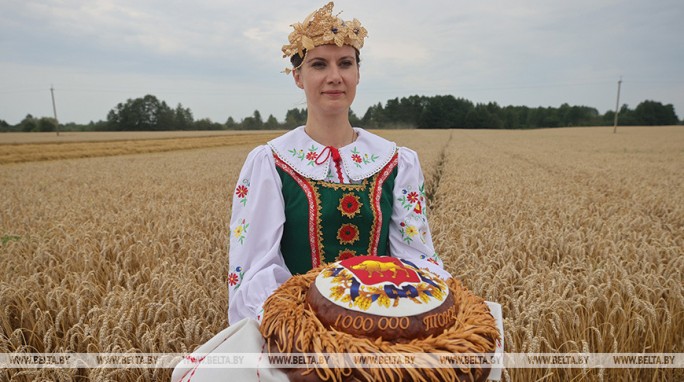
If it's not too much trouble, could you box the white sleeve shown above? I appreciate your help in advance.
[227,145,292,325]
[389,147,451,279]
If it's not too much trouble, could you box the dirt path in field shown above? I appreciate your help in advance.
[0,132,281,164]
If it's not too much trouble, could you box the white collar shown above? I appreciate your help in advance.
[268,126,397,181]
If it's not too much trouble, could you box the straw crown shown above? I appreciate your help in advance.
[281,2,368,74]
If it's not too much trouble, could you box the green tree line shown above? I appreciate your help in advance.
[1,94,680,132]
[361,95,680,129]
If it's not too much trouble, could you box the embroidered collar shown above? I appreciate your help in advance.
[268,126,397,181]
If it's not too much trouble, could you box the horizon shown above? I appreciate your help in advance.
[6,92,673,127]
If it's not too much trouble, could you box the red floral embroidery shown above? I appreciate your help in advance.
[407,191,419,203]
[338,193,362,218]
[306,151,318,161]
[228,272,239,286]
[337,249,357,261]
[337,223,359,245]
[235,185,248,198]
[351,154,362,163]
[413,201,423,215]
[420,254,442,266]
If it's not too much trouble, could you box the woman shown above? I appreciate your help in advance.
[173,3,454,381]
[227,1,447,325]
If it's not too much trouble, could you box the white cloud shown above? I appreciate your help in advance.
[1,0,682,124]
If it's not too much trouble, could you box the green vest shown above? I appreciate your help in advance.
[274,152,398,275]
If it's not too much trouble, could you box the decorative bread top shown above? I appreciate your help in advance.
[313,256,449,317]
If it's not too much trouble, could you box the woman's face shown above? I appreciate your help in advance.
[293,44,360,117]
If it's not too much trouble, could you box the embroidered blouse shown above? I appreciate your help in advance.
[227,127,446,325]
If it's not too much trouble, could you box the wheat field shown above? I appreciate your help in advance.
[0,126,682,381]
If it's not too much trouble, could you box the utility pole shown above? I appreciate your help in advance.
[612,76,622,134]
[50,85,60,136]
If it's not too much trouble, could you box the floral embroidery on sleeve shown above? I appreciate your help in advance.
[235,179,250,207]
[229,266,245,291]
[397,184,428,245]
[399,222,419,244]
[233,219,249,245]
[420,253,442,266]
[398,184,426,216]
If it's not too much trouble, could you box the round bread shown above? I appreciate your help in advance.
[260,256,500,382]
[305,256,457,342]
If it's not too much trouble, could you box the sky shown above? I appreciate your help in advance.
[1,0,683,125]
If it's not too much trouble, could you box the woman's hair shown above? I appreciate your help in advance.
[290,48,361,71]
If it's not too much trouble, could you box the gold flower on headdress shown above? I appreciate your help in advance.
[344,18,367,49]
[322,19,346,47]
[281,2,368,74]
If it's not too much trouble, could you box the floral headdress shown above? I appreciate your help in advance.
[281,2,368,74]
